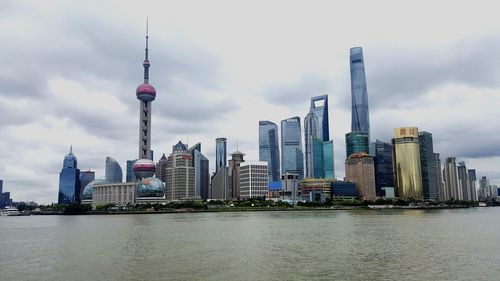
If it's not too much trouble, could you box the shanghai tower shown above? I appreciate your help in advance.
[136,21,156,160]
[350,47,370,139]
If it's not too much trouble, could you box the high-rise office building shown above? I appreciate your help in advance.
[310,138,335,179]
[210,167,230,200]
[229,150,245,199]
[418,132,438,201]
[374,140,394,197]
[239,162,269,199]
[350,47,370,140]
[322,140,334,179]
[345,131,369,158]
[259,121,281,182]
[126,160,137,182]
[155,154,168,182]
[215,137,227,172]
[281,117,304,180]
[304,95,329,177]
[478,176,489,200]
[105,157,123,183]
[165,141,195,201]
[443,157,460,201]
[457,161,472,201]
[189,143,209,200]
[468,169,477,201]
[58,146,81,204]
[79,170,95,199]
[392,128,423,199]
[435,153,445,202]
[345,153,376,200]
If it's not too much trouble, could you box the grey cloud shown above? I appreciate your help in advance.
[262,73,333,107]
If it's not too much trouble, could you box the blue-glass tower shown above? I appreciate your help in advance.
[350,47,370,139]
[58,146,81,204]
[304,95,329,177]
[105,157,123,183]
[374,139,394,196]
[419,132,438,200]
[215,137,227,172]
[281,117,304,180]
[259,121,281,182]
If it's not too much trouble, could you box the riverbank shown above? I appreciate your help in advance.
[26,204,481,216]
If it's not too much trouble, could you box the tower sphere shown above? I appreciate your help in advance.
[137,177,165,198]
[136,83,156,102]
[133,158,156,179]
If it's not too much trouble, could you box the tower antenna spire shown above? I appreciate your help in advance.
[143,17,150,83]
[70,145,72,154]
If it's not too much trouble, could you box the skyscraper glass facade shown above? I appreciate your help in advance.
[189,143,209,200]
[58,148,81,204]
[259,121,281,182]
[215,138,227,172]
[105,157,123,183]
[304,95,329,177]
[126,159,137,182]
[350,47,370,139]
[322,141,334,178]
[281,116,304,180]
[374,140,394,197]
[418,132,438,200]
[312,138,324,178]
[392,127,423,200]
[345,131,369,158]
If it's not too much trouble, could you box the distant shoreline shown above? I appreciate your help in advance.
[25,205,487,216]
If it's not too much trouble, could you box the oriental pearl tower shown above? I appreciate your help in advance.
[133,20,157,180]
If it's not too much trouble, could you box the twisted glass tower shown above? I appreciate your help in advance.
[350,47,370,139]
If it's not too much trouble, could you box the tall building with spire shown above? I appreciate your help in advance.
[350,47,370,138]
[136,20,156,160]
[58,146,81,204]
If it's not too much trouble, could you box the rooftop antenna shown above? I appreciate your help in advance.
[70,145,73,154]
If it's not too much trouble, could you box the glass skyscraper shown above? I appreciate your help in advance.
[310,138,334,179]
[189,143,209,200]
[304,95,329,177]
[126,159,137,182]
[392,128,423,199]
[215,137,227,172]
[281,117,304,180]
[322,141,334,178]
[350,47,370,139]
[418,132,438,200]
[58,147,81,204]
[345,131,369,158]
[105,157,123,183]
[259,121,281,182]
[374,140,394,197]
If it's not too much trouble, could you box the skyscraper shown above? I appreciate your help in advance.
[457,161,471,201]
[322,140,334,179]
[215,137,227,172]
[79,170,95,199]
[418,131,438,201]
[58,146,81,204]
[345,153,376,200]
[374,140,394,197]
[345,131,369,158]
[229,150,245,199]
[468,169,477,201]
[155,154,168,182]
[392,127,423,200]
[188,143,209,200]
[443,157,460,201]
[126,159,137,182]
[310,138,335,179]
[136,21,156,160]
[105,157,123,183]
[435,153,445,202]
[304,95,329,177]
[281,117,304,180]
[259,121,281,182]
[350,47,370,139]
[165,141,195,201]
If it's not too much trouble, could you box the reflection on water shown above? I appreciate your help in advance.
[1,208,499,281]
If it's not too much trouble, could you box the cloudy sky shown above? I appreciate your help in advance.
[1,0,500,204]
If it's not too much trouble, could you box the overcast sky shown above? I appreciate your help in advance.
[1,0,500,204]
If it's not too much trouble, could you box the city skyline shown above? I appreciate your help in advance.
[1,1,500,204]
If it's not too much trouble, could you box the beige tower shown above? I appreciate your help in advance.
[392,127,423,199]
[345,153,376,200]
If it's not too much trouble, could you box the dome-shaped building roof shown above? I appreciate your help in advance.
[136,83,156,102]
[133,158,156,179]
[82,179,107,200]
[137,177,165,198]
